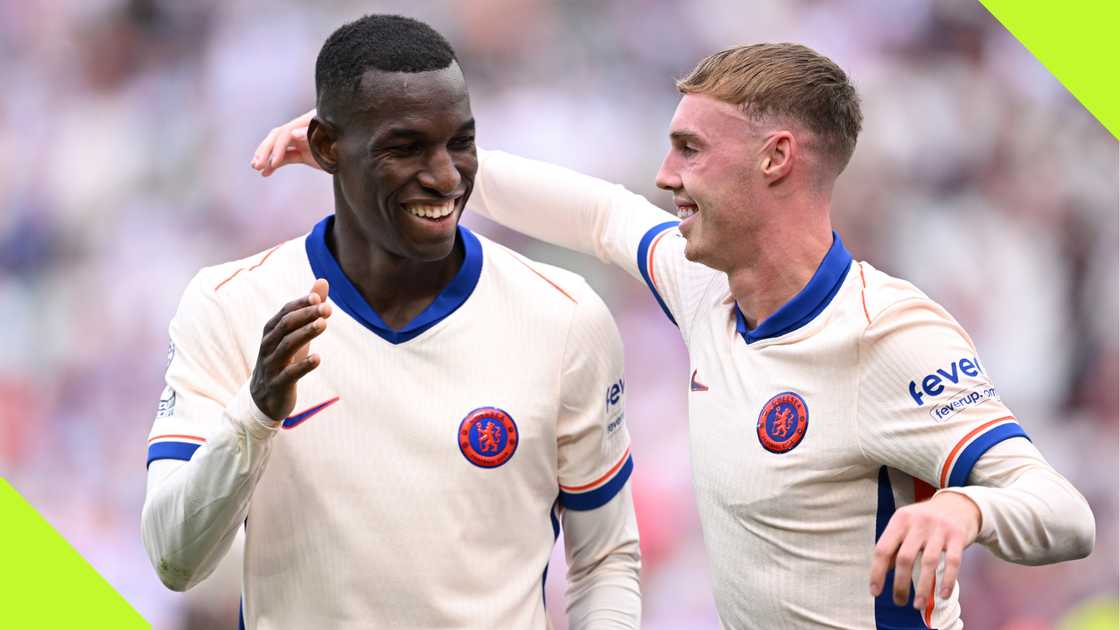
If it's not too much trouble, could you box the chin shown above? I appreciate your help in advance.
[407,235,459,262]
[683,240,724,271]
[683,239,704,263]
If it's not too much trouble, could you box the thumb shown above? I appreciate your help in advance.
[310,278,329,303]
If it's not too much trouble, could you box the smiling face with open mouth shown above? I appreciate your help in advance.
[320,62,478,263]
[655,93,765,272]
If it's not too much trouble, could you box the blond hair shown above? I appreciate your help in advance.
[677,43,862,174]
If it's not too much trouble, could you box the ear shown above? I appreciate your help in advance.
[308,117,341,174]
[759,130,794,184]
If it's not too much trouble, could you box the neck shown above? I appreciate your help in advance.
[727,212,833,330]
[329,212,463,330]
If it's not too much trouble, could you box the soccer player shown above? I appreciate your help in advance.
[256,44,1096,628]
[142,15,641,630]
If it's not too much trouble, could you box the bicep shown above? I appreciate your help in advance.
[556,290,633,511]
[858,299,1027,489]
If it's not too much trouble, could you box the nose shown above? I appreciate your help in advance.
[655,150,681,191]
[418,148,461,195]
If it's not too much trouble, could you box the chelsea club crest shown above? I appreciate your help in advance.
[756,392,809,454]
[458,407,519,468]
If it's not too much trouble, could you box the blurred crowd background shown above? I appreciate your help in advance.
[0,0,1116,628]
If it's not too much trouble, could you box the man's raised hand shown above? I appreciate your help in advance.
[250,109,319,177]
[250,279,331,421]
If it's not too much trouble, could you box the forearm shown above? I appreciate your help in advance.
[563,485,642,630]
[474,149,672,273]
[939,438,1095,565]
[141,385,279,591]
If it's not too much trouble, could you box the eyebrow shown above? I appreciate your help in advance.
[669,130,704,145]
[376,119,477,142]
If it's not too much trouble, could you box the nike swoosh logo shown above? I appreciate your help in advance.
[690,369,709,392]
[282,396,340,429]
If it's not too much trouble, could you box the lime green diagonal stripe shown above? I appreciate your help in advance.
[0,478,149,628]
[980,0,1120,140]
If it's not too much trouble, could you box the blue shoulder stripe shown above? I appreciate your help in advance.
[558,455,634,511]
[947,422,1030,487]
[146,441,202,468]
[636,221,681,327]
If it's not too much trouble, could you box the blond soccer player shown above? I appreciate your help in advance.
[255,43,1095,629]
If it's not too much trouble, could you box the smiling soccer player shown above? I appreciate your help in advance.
[142,15,640,629]
[256,41,1096,630]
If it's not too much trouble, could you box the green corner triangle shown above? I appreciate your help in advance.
[0,478,150,628]
[979,0,1120,140]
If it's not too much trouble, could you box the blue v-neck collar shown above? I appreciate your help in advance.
[305,215,483,344]
[735,231,852,344]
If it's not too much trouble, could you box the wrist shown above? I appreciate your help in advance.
[933,488,983,541]
[229,383,282,440]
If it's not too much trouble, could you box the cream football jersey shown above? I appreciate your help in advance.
[145,216,635,629]
[470,150,1076,630]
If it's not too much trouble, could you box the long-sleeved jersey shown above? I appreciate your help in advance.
[470,149,1095,630]
[142,215,641,629]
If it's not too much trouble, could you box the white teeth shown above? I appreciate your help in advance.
[677,206,697,220]
[405,201,456,220]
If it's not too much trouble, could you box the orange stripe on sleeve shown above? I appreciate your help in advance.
[148,434,207,444]
[938,416,1015,487]
[647,229,672,295]
[559,447,631,492]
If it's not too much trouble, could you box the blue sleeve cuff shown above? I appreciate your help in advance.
[558,454,634,511]
[946,422,1031,487]
[146,441,203,469]
[636,221,680,327]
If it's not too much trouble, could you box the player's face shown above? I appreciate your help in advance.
[655,94,761,271]
[333,63,477,261]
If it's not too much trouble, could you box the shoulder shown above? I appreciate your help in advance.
[855,260,979,357]
[475,232,619,346]
[179,236,308,322]
[476,232,609,315]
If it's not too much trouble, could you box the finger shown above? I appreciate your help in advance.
[266,317,327,368]
[274,352,321,387]
[261,304,326,357]
[252,127,281,170]
[311,278,329,303]
[284,145,317,169]
[892,531,924,606]
[268,127,295,173]
[870,519,906,596]
[262,294,317,335]
[939,535,965,600]
[912,532,944,611]
[263,280,329,332]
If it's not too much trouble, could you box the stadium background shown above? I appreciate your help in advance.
[0,0,1116,628]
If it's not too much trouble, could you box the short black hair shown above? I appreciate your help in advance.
[315,14,457,101]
